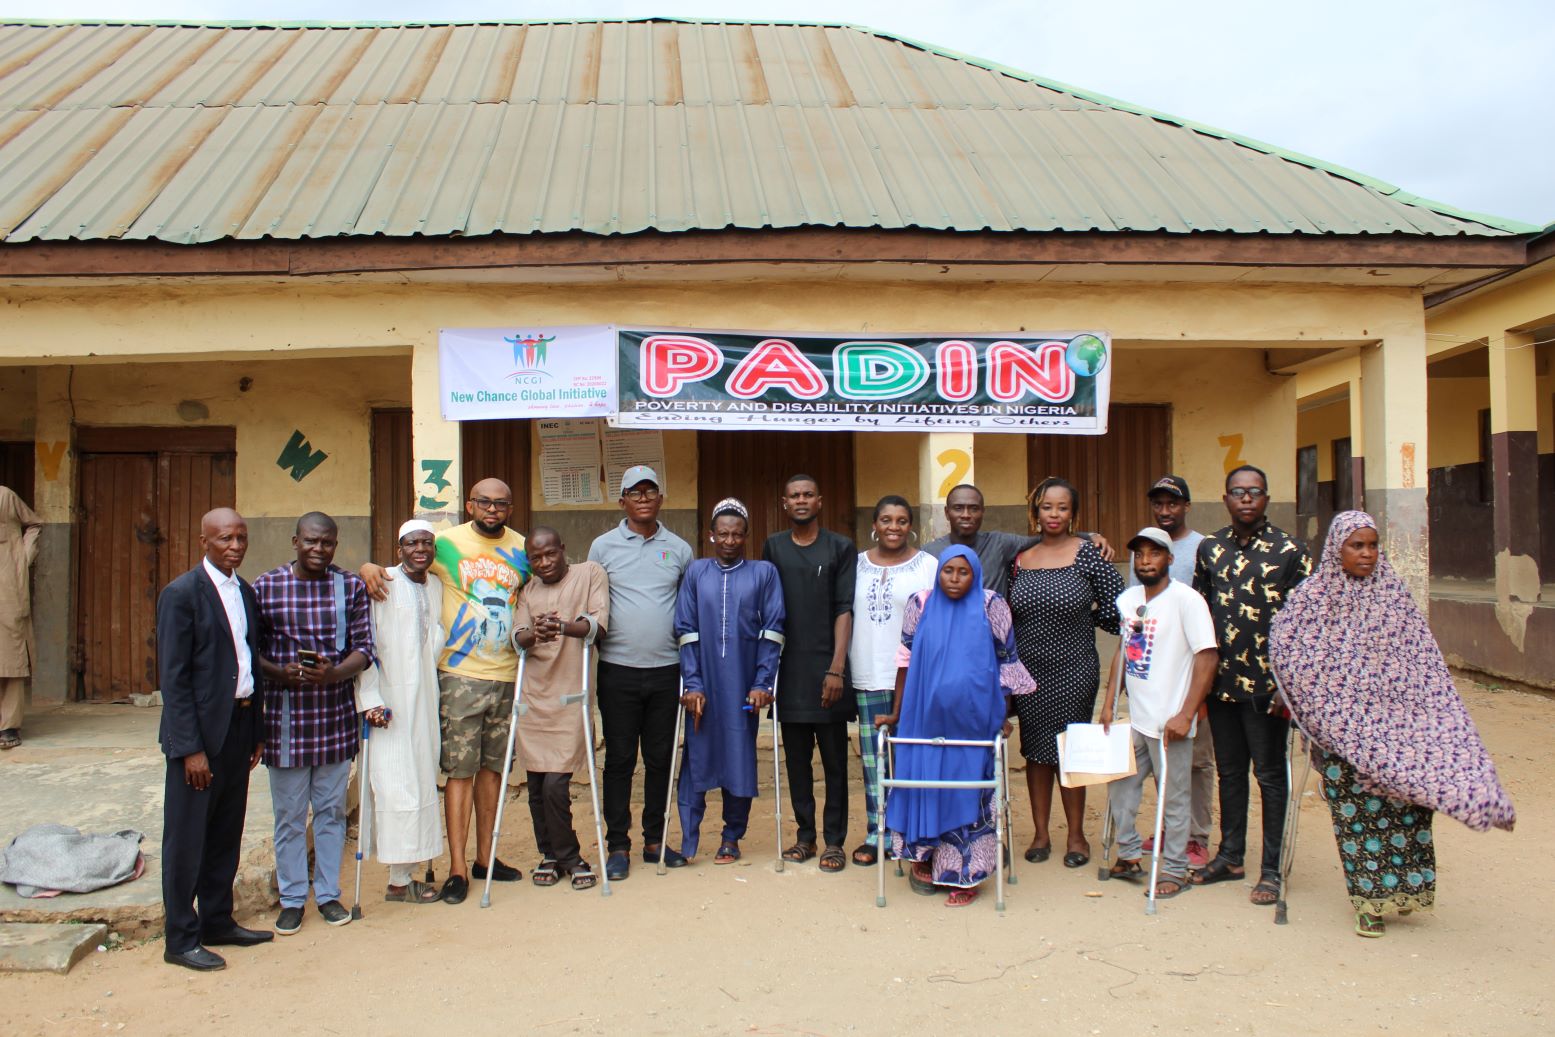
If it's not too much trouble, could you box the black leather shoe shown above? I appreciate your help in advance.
[164,947,226,972]
[317,900,352,926]
[440,874,468,905]
[275,906,304,935]
[201,925,274,947]
[471,858,521,882]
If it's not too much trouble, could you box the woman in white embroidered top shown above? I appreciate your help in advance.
[847,494,938,867]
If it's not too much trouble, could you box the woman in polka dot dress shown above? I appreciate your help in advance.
[1008,477,1122,867]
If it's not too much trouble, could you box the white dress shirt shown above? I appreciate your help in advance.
[203,557,255,699]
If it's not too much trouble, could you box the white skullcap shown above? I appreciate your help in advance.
[398,519,436,542]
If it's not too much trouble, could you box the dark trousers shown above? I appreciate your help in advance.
[781,720,849,848]
[527,771,582,870]
[1207,697,1289,879]
[162,702,254,954]
[597,661,679,853]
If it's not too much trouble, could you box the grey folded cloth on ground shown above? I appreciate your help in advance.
[1,824,145,898]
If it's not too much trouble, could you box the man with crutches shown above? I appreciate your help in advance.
[510,527,611,891]
[662,499,785,868]
[1098,529,1218,908]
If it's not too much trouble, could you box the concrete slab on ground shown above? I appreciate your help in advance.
[0,922,108,974]
[0,705,276,940]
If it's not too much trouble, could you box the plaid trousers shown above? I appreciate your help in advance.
[854,688,894,839]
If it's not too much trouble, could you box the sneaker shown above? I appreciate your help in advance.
[317,900,351,926]
[274,906,304,935]
[1186,840,1211,869]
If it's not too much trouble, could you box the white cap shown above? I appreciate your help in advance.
[398,519,436,542]
[1126,527,1173,554]
[619,465,661,496]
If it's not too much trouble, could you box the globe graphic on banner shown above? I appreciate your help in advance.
[1065,334,1108,377]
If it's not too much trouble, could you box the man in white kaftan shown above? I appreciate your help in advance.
[356,521,445,903]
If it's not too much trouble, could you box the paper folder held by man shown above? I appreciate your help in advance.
[1058,723,1136,787]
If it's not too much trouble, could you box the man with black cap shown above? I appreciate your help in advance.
[587,465,694,879]
[1128,475,1211,867]
[1100,526,1217,900]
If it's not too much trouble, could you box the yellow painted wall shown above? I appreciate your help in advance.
[0,367,35,440]
[1297,399,1351,482]
[64,355,410,517]
[856,432,926,509]
[1428,377,1490,469]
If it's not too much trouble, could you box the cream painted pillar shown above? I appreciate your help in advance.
[1346,374,1366,512]
[1487,330,1542,646]
[411,336,462,528]
[918,433,974,540]
[1360,330,1430,607]
[32,367,74,703]
[33,367,73,524]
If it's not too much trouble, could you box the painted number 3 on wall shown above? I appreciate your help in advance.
[936,448,971,499]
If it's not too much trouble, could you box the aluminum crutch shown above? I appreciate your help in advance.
[1275,721,1315,925]
[350,713,374,921]
[480,651,527,909]
[762,630,786,873]
[658,688,687,875]
[1145,737,1168,916]
[564,641,611,897]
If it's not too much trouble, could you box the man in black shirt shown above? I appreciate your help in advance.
[1191,465,1312,906]
[762,474,856,873]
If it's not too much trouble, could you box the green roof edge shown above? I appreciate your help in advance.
[2,16,1537,236]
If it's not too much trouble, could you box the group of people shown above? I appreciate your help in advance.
[154,457,1516,971]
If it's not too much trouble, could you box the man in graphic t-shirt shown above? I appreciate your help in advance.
[1099,527,1217,900]
[362,477,531,905]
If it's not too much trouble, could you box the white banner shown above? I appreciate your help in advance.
[439,325,617,420]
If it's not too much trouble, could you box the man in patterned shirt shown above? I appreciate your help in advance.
[1190,465,1311,907]
[256,512,374,935]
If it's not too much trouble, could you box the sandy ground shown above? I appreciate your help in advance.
[6,676,1551,1037]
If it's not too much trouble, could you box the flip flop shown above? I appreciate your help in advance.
[383,879,442,904]
[851,843,879,867]
[1355,912,1386,938]
[945,887,980,907]
[1190,859,1245,886]
[907,863,938,896]
[714,842,741,865]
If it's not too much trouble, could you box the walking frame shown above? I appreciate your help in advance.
[563,641,611,897]
[873,725,1014,911]
[480,651,528,909]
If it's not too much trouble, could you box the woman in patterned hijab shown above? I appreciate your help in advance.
[1270,510,1514,938]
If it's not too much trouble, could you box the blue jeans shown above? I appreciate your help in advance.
[268,760,352,908]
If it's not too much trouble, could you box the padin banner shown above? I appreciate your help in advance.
[613,327,1111,433]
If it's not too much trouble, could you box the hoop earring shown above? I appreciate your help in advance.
[910,530,918,543]
[708,536,715,544]
[869,529,878,543]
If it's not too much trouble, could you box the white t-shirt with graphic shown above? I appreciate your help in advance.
[849,550,938,690]
[1115,578,1217,739]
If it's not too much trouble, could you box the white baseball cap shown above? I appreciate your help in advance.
[619,465,661,496]
[1126,527,1173,554]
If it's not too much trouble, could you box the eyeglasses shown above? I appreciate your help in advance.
[623,488,661,502]
[469,497,513,511]
[1226,487,1267,501]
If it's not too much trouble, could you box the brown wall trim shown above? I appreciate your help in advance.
[0,228,1529,279]
[76,425,237,453]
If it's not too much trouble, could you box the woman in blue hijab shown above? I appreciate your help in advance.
[877,545,1036,906]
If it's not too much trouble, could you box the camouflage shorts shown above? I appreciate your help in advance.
[438,673,515,779]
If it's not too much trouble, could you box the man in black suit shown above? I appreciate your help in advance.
[158,507,274,971]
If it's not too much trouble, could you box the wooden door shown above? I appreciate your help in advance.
[460,420,532,533]
[697,430,856,557]
[1026,404,1170,547]
[0,442,35,506]
[370,408,413,563]
[75,428,237,702]
[78,454,160,702]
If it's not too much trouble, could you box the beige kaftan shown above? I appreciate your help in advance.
[0,486,41,678]
[513,561,609,774]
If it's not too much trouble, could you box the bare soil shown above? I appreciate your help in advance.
[6,677,1550,1037]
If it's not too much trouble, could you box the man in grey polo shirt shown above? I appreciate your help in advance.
[587,465,694,880]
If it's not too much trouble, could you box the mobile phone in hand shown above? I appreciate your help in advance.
[298,649,322,668]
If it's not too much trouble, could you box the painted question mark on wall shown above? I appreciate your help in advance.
[1217,434,1248,475]
[935,448,971,499]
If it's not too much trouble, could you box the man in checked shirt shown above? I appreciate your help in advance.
[256,512,374,936]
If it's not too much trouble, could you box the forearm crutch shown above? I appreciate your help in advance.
[565,641,611,897]
[480,651,527,909]
[658,688,687,876]
[762,630,786,873]
[351,715,373,921]
[1275,721,1315,925]
[1145,737,1168,916]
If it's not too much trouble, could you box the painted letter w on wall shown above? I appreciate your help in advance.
[276,430,328,482]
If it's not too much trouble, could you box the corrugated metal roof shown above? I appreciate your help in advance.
[0,19,1533,244]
